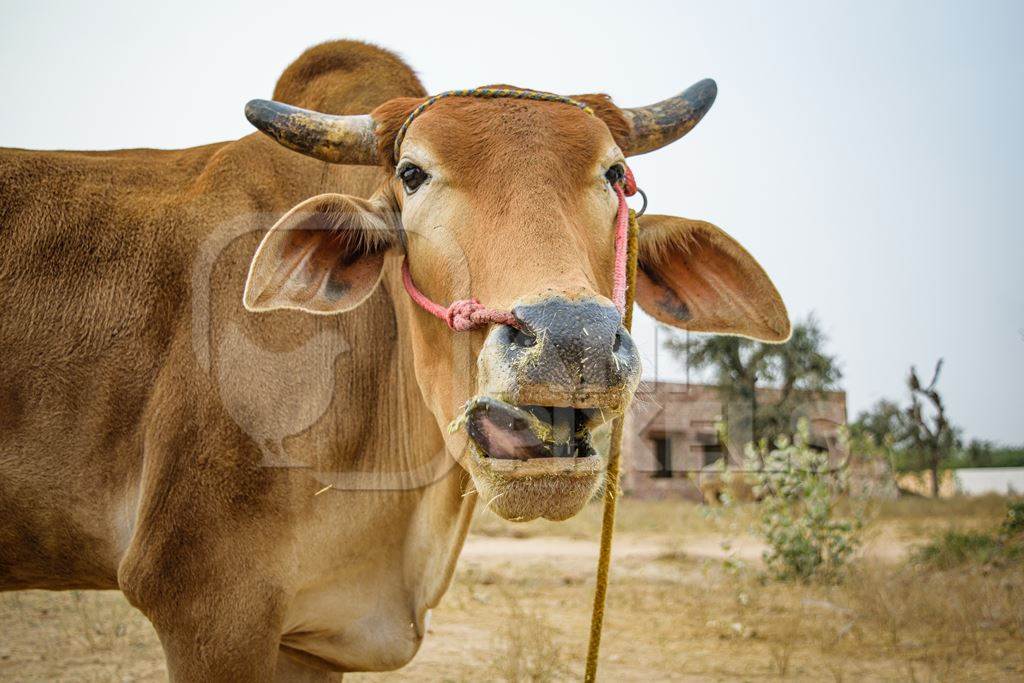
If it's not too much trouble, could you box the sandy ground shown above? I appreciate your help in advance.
[1,498,1021,681]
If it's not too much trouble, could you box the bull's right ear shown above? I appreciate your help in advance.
[243,193,397,315]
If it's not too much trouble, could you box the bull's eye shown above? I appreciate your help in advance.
[604,164,626,186]
[398,163,429,194]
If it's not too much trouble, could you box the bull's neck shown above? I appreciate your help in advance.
[339,265,477,614]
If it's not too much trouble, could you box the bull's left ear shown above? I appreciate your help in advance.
[243,193,397,315]
[635,214,790,342]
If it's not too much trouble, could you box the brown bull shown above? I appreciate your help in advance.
[0,40,788,680]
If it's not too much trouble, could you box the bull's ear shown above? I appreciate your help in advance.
[243,193,397,314]
[635,214,790,342]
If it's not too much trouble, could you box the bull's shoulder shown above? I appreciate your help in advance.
[0,143,231,203]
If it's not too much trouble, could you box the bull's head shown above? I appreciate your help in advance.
[242,81,789,521]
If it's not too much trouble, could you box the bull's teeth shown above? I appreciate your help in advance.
[550,407,575,444]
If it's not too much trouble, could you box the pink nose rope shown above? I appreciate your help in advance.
[401,166,639,332]
[610,166,639,314]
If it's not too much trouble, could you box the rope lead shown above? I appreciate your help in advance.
[584,208,639,682]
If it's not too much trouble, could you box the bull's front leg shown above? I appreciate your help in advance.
[118,481,294,680]
[128,576,287,682]
[117,374,300,681]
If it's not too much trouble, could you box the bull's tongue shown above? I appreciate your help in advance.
[464,398,594,461]
[465,398,548,460]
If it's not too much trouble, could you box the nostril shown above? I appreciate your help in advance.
[509,325,537,348]
[613,328,625,352]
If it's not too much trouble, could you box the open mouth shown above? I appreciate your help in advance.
[463,397,606,461]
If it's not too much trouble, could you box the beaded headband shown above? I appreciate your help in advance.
[392,87,595,162]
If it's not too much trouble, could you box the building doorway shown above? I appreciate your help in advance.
[652,435,672,478]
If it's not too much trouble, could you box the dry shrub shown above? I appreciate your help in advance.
[487,591,571,682]
[768,638,794,677]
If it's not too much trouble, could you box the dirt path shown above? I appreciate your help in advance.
[465,532,908,565]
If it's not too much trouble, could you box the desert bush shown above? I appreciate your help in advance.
[747,420,862,582]
[913,499,1024,569]
[913,530,1006,568]
[1003,500,1024,535]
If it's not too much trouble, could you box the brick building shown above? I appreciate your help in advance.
[621,381,848,500]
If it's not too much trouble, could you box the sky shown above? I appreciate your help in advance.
[2,0,1022,443]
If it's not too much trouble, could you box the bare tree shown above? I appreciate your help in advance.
[905,359,960,497]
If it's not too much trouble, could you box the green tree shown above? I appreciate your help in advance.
[850,399,904,448]
[848,399,905,494]
[850,398,911,467]
[960,439,996,468]
[953,441,1024,468]
[665,314,841,444]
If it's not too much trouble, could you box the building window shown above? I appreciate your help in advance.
[692,433,726,468]
[701,443,724,468]
[652,436,672,478]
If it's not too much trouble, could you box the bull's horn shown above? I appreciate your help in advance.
[244,99,378,166]
[621,79,718,156]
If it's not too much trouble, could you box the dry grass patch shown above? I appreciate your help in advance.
[843,562,1024,661]
[0,589,163,682]
[2,497,1022,681]
[863,494,1013,542]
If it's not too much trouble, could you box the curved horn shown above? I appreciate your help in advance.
[244,99,378,166]
[621,79,718,156]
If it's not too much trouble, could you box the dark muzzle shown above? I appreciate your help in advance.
[494,297,641,405]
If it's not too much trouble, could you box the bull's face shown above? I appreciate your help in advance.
[242,82,790,521]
